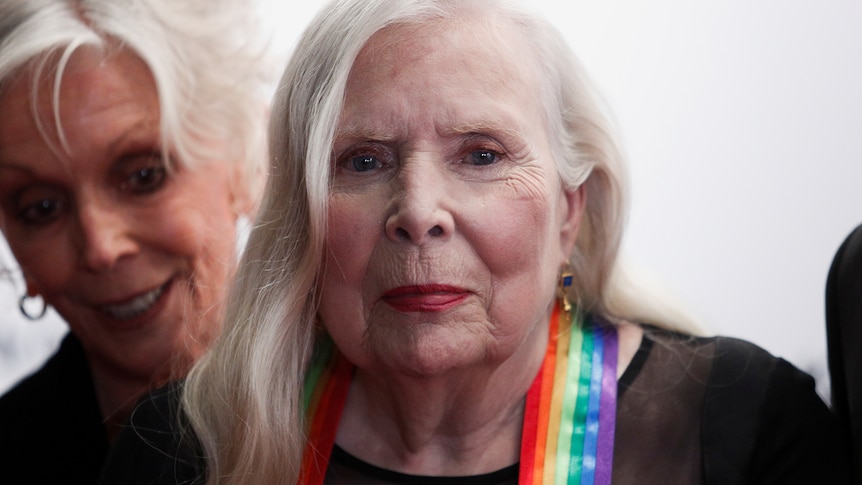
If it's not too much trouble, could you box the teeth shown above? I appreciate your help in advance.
[101,285,164,320]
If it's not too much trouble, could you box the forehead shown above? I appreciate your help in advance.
[2,47,154,117]
[358,15,538,85]
[340,16,545,130]
[0,48,158,166]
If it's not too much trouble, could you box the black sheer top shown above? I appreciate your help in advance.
[101,327,852,484]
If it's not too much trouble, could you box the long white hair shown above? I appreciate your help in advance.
[183,0,702,483]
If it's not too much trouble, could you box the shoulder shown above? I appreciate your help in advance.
[100,381,205,485]
[707,336,793,388]
[0,333,108,483]
[0,333,89,406]
[637,327,819,393]
[629,327,850,484]
[0,331,97,420]
[0,333,98,426]
[624,328,815,395]
[699,335,851,484]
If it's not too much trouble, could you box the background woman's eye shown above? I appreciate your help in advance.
[351,155,380,172]
[17,198,64,225]
[469,150,497,166]
[122,166,167,193]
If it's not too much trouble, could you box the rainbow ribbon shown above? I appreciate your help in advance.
[299,338,352,485]
[300,304,618,485]
[519,305,618,485]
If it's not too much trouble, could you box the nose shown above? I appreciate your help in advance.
[384,159,454,245]
[75,200,139,272]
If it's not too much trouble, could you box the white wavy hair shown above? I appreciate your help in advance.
[0,0,274,196]
[183,0,702,483]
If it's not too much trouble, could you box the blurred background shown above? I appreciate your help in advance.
[2,0,860,401]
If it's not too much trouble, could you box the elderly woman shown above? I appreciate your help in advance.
[0,0,273,482]
[103,0,850,484]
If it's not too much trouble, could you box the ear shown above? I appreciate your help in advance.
[227,164,258,219]
[558,183,586,262]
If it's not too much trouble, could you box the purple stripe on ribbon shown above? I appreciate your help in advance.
[593,326,618,485]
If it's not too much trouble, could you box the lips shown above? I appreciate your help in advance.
[99,280,170,320]
[382,284,469,312]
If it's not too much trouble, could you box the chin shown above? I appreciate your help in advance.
[370,334,488,378]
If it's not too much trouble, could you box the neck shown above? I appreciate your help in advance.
[335,324,548,476]
[88,361,158,443]
[331,317,644,480]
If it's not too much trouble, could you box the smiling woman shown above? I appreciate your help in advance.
[0,48,239,372]
[0,0,274,483]
[0,49,238,384]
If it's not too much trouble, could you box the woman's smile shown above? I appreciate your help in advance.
[97,278,173,323]
[381,285,470,313]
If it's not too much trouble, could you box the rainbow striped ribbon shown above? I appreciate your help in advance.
[299,304,618,485]
[519,305,619,485]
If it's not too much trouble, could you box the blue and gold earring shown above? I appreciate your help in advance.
[558,265,573,315]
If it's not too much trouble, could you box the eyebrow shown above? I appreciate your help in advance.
[334,120,526,143]
[333,125,398,144]
[104,117,160,156]
[442,121,525,140]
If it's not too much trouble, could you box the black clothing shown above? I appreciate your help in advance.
[827,223,862,481]
[100,385,203,485]
[328,445,518,485]
[102,328,852,484]
[0,334,108,485]
[612,327,849,484]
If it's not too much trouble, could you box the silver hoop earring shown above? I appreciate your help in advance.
[19,294,47,321]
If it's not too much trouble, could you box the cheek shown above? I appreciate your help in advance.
[161,171,240,259]
[324,194,381,287]
[4,226,77,293]
[161,191,239,340]
[319,195,384,345]
[470,195,558,278]
[151,178,241,308]
[464,189,563,329]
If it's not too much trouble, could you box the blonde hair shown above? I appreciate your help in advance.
[183,0,701,483]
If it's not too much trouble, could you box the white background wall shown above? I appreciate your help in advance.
[2,0,861,399]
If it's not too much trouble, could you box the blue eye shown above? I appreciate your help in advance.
[351,155,380,172]
[469,150,497,166]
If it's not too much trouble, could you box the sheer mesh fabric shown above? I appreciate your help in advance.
[612,328,713,484]
[101,325,848,484]
[325,327,716,485]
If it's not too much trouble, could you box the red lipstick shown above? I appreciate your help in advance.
[382,284,468,312]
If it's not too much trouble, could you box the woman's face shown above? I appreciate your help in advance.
[320,22,585,376]
[0,49,243,384]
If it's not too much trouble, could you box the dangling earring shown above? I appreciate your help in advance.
[19,294,47,321]
[557,264,573,316]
